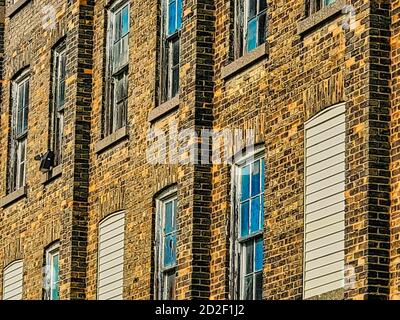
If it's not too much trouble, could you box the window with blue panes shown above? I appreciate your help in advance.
[308,0,336,15]
[105,0,130,136]
[161,0,182,102]
[237,155,265,300]
[156,191,178,299]
[235,0,267,57]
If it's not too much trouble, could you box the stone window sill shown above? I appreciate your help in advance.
[41,165,63,185]
[0,186,27,208]
[6,0,32,18]
[148,95,180,122]
[221,43,269,80]
[95,126,129,154]
[297,0,347,35]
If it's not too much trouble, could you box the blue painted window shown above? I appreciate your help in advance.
[157,191,178,300]
[238,155,265,300]
[163,0,182,101]
[245,0,267,53]
[106,1,130,136]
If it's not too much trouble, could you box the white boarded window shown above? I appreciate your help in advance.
[98,211,125,300]
[3,260,23,300]
[304,103,346,299]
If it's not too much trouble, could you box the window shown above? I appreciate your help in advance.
[44,243,60,300]
[155,187,177,300]
[235,0,267,58]
[50,42,66,167]
[160,0,182,102]
[98,211,125,300]
[3,260,23,300]
[232,148,265,300]
[307,0,336,15]
[104,0,130,136]
[9,71,29,193]
[303,103,345,299]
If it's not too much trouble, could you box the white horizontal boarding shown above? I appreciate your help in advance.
[304,103,346,299]
[98,211,125,300]
[3,260,23,300]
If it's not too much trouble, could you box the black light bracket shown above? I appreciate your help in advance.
[34,151,55,173]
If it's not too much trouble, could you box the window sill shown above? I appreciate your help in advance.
[297,0,347,35]
[221,43,269,80]
[6,0,32,18]
[95,126,129,154]
[0,186,27,208]
[41,165,63,185]
[148,95,180,122]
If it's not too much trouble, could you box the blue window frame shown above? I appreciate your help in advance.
[236,153,265,300]
[156,188,178,300]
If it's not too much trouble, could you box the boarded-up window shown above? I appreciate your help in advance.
[97,211,125,300]
[3,260,23,300]
[304,103,345,299]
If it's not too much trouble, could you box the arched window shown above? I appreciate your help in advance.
[3,260,24,300]
[232,145,265,300]
[97,211,126,300]
[304,102,346,299]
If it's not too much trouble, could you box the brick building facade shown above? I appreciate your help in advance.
[0,0,398,300]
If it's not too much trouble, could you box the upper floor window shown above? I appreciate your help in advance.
[9,70,30,193]
[104,0,130,136]
[235,0,267,58]
[155,187,178,299]
[50,41,66,167]
[232,148,265,300]
[3,260,24,300]
[43,242,60,300]
[160,0,182,102]
[308,0,336,15]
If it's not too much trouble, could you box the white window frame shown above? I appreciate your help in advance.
[9,70,30,193]
[104,0,130,137]
[154,186,178,300]
[230,145,265,300]
[44,242,60,300]
[51,42,67,167]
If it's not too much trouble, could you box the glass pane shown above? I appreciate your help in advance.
[240,201,249,237]
[121,36,129,65]
[164,270,176,300]
[245,241,254,274]
[258,13,266,46]
[172,39,180,66]
[163,234,177,267]
[113,42,121,70]
[165,201,174,234]
[243,275,253,300]
[251,196,260,233]
[255,272,263,300]
[255,237,263,271]
[261,158,265,193]
[172,68,179,98]
[258,0,267,12]
[177,0,182,29]
[115,12,122,41]
[241,165,250,201]
[251,160,261,196]
[52,254,60,300]
[324,0,336,6]
[260,195,264,228]
[168,1,177,35]
[247,18,257,53]
[248,0,257,19]
[121,6,129,36]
